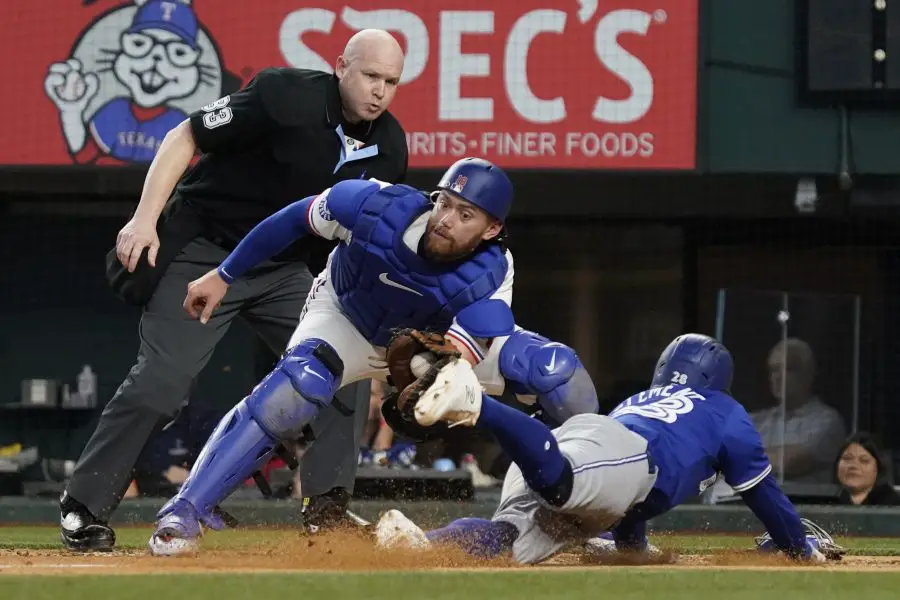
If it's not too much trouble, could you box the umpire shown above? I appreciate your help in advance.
[60,29,408,551]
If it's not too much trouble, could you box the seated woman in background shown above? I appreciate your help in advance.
[835,432,900,506]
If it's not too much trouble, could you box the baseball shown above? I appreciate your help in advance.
[411,353,435,378]
[777,310,790,324]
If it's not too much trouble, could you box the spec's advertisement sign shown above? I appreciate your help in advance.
[0,0,697,169]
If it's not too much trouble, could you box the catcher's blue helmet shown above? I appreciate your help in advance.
[650,333,733,392]
[436,157,513,222]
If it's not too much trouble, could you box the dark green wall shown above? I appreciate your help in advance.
[0,214,262,464]
[702,0,900,174]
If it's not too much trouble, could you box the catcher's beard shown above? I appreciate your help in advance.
[422,226,483,263]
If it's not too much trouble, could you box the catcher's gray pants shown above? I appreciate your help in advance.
[67,238,370,521]
[492,414,658,564]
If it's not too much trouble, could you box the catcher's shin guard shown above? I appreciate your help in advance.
[157,339,343,527]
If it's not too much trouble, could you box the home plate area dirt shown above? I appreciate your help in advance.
[0,531,898,575]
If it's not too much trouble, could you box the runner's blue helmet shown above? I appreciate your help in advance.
[650,334,734,392]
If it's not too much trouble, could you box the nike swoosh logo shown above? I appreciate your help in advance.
[379,273,423,296]
[303,365,326,381]
[546,350,557,371]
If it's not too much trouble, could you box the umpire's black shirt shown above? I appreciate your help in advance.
[175,67,408,262]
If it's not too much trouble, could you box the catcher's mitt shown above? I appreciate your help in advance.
[755,517,846,561]
[384,328,461,422]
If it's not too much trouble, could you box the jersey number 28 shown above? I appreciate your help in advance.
[670,371,688,385]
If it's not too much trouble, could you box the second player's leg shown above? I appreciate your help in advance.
[411,364,655,563]
[376,512,518,558]
[473,397,576,564]
[375,458,558,562]
[486,411,658,563]
[377,379,574,562]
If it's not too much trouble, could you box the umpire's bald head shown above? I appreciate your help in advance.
[335,29,405,123]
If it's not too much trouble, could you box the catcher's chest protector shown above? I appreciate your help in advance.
[331,186,508,347]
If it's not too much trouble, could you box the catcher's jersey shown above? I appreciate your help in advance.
[609,385,771,512]
[305,179,514,348]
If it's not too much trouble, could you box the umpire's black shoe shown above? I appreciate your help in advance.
[59,491,116,552]
[300,487,371,534]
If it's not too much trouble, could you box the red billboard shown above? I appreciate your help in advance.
[2,0,697,169]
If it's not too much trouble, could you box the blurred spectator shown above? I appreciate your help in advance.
[414,425,505,486]
[358,380,420,469]
[835,432,900,506]
[126,401,225,498]
[751,338,846,483]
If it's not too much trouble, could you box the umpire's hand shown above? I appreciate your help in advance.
[184,269,230,324]
[116,217,160,273]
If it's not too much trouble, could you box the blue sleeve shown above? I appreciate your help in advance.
[326,179,384,230]
[740,473,807,555]
[719,403,773,492]
[217,197,314,284]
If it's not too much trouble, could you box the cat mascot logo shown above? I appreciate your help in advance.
[43,0,241,164]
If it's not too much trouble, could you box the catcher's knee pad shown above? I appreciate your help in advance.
[499,329,598,424]
[247,338,344,440]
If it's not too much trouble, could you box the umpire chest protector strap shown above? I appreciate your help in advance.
[331,186,508,346]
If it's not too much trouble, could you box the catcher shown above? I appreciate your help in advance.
[375,333,846,564]
[149,157,598,555]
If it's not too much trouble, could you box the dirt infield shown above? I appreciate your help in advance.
[1,531,899,575]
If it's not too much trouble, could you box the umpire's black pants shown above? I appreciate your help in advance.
[67,238,369,521]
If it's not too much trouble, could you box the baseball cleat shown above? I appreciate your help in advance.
[148,499,202,556]
[59,492,116,552]
[413,359,482,428]
[583,532,661,556]
[300,487,372,534]
[375,509,430,550]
